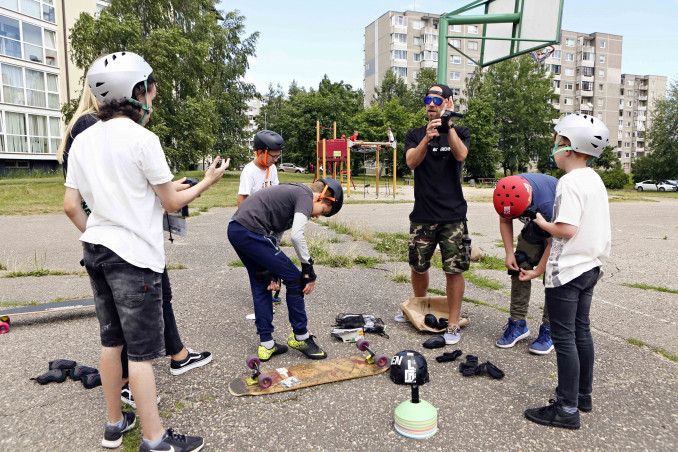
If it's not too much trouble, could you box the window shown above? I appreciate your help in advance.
[598,99,604,107]
[599,70,605,78]
[0,15,21,58]
[392,50,407,60]
[619,99,623,105]
[422,50,437,61]
[467,25,478,34]
[582,81,593,91]
[618,120,623,126]
[627,111,632,117]
[564,82,573,90]
[393,66,407,78]
[422,34,436,44]
[413,53,421,62]
[392,33,407,44]
[599,55,605,63]
[5,111,27,152]
[582,67,594,77]
[411,20,423,30]
[563,98,573,105]
[23,22,43,63]
[565,38,574,46]
[624,143,630,148]
[2,111,60,153]
[450,55,461,64]
[451,38,461,48]
[582,52,594,61]
[627,80,633,86]
[413,36,421,46]
[551,64,561,75]
[565,68,574,76]
[0,63,58,109]
[468,41,478,51]
[449,24,461,33]
[0,0,18,12]
[552,50,561,59]
[25,69,45,107]
[449,71,461,81]
[451,88,460,97]
[552,80,560,89]
[627,100,633,107]
[565,53,574,61]
[467,59,475,66]
[600,40,606,48]
[599,83,604,91]
[626,121,631,127]
[393,15,407,27]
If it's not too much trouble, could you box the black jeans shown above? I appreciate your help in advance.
[545,266,600,407]
[121,268,184,377]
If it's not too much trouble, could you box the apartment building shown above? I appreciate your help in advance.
[244,96,265,151]
[364,11,667,172]
[0,0,108,175]
[616,74,666,172]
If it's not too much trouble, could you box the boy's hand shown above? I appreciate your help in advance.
[203,156,230,186]
[303,280,315,295]
[505,253,519,271]
[518,268,540,281]
[533,212,547,228]
[267,280,280,291]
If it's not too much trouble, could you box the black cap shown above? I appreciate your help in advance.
[428,83,453,99]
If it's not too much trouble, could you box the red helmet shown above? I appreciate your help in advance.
[493,176,533,219]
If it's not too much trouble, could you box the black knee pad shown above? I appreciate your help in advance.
[70,365,98,382]
[49,359,77,372]
[81,373,102,389]
[508,251,530,276]
[458,355,479,376]
[31,369,68,385]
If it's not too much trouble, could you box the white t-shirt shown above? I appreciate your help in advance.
[544,168,611,288]
[64,118,173,273]
[238,161,279,196]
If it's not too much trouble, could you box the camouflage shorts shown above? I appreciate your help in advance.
[408,221,469,274]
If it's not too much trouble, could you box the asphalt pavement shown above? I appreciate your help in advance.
[0,190,676,451]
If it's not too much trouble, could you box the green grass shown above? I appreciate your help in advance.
[279,239,292,247]
[3,269,87,278]
[353,256,384,268]
[465,271,503,290]
[463,296,511,314]
[372,232,408,262]
[427,288,445,296]
[228,260,245,268]
[0,263,6,271]
[391,272,410,283]
[626,338,644,347]
[471,232,483,236]
[626,338,678,362]
[475,255,506,271]
[622,283,678,295]
[166,264,187,270]
[312,218,374,242]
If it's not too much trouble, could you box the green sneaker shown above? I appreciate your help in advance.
[257,342,288,362]
[287,333,327,360]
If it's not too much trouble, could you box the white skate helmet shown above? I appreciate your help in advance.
[87,52,153,105]
[553,113,610,158]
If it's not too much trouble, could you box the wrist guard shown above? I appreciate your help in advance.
[301,259,316,284]
[436,110,453,134]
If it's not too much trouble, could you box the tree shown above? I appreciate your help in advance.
[68,0,258,170]
[637,80,678,181]
[371,69,409,109]
[593,145,622,170]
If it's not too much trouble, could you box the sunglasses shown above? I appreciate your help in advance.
[424,96,444,106]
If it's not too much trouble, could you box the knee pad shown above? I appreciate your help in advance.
[81,373,102,389]
[255,268,280,286]
[508,251,530,276]
[282,278,303,296]
[31,369,68,385]
[70,365,98,382]
[49,359,77,372]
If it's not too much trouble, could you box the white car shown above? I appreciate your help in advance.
[634,180,678,192]
[278,163,308,173]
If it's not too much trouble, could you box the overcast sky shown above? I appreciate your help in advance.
[219,0,678,93]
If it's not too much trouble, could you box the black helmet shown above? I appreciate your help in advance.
[319,178,344,217]
[253,130,284,151]
[390,350,429,385]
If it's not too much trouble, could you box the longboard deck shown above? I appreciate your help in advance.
[0,298,95,317]
[229,355,389,397]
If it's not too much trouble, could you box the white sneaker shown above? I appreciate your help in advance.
[394,314,407,323]
[444,325,461,345]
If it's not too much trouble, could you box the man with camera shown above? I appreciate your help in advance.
[398,84,470,345]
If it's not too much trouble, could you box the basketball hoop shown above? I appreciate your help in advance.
[530,45,555,64]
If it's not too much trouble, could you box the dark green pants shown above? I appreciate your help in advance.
[511,233,549,325]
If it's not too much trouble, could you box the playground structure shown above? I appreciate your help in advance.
[315,121,397,199]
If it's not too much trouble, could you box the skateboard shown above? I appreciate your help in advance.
[0,298,95,334]
[228,339,390,397]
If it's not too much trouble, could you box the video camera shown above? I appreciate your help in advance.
[436,110,464,134]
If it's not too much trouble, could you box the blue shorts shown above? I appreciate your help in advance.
[82,243,165,362]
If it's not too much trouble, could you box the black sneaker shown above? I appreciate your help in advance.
[139,429,204,452]
[101,411,136,448]
[524,399,580,429]
[121,382,161,409]
[170,348,213,376]
[287,333,327,360]
[578,394,593,412]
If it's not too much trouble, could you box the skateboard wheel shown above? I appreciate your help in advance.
[374,354,388,368]
[356,338,370,351]
[247,354,260,370]
[258,373,272,388]
[0,322,8,334]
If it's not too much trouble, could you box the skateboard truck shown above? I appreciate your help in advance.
[245,355,273,389]
[356,339,388,368]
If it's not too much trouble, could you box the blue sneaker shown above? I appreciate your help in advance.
[529,324,554,355]
[496,317,529,348]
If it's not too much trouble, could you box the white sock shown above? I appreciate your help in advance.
[107,417,125,429]
[295,332,309,341]
[261,340,275,349]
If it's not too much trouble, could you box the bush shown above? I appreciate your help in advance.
[597,169,629,189]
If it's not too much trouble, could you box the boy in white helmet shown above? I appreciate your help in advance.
[519,114,611,429]
[63,52,226,451]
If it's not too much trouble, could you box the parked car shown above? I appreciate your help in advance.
[635,180,678,192]
[659,180,678,191]
[278,163,308,173]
